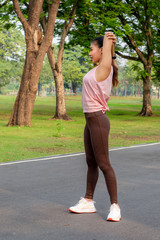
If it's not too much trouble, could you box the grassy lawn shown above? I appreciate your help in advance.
[0,95,160,163]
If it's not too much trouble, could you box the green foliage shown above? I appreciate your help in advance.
[68,0,160,57]
[0,1,17,30]
[131,63,150,80]
[63,46,89,92]
[0,26,25,90]
[0,61,10,88]
[112,58,146,97]
[39,56,54,87]
[0,28,25,61]
[63,61,83,92]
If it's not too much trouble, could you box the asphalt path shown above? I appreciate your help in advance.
[0,143,160,240]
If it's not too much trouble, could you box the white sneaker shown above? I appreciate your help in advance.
[107,203,121,222]
[69,197,96,213]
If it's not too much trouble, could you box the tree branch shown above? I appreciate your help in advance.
[144,1,153,59]
[48,0,51,12]
[126,0,144,26]
[28,0,43,29]
[12,0,29,32]
[40,13,47,35]
[58,0,79,64]
[126,0,153,59]
[118,14,147,65]
[39,0,60,57]
[116,51,140,61]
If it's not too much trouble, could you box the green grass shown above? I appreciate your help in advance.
[0,95,160,163]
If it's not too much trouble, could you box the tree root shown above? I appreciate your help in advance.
[52,113,72,121]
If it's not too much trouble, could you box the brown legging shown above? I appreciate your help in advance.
[84,110,118,204]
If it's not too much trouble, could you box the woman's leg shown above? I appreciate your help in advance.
[84,123,99,200]
[86,113,118,204]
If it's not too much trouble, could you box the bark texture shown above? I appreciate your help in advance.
[8,0,60,126]
[139,64,152,116]
[47,47,71,120]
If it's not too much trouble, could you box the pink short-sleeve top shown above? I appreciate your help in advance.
[82,65,113,113]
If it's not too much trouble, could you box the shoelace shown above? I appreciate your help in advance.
[74,197,85,206]
[77,197,96,205]
[109,203,119,212]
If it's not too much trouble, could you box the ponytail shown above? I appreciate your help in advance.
[112,63,119,87]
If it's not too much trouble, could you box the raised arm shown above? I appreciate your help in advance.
[95,33,112,82]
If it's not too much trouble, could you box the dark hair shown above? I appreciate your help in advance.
[92,36,119,87]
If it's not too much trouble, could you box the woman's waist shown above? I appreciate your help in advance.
[84,110,106,118]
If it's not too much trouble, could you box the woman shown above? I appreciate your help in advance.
[69,32,121,222]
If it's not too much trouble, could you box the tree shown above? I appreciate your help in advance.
[6,0,60,126]
[113,0,159,116]
[40,0,79,120]
[69,0,160,116]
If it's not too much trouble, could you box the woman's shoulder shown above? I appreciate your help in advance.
[88,66,98,74]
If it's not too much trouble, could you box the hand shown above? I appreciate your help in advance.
[105,32,117,46]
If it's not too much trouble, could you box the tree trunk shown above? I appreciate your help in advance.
[72,82,77,95]
[47,46,71,120]
[120,87,123,96]
[49,80,52,96]
[116,87,118,96]
[7,50,43,126]
[158,87,160,99]
[133,85,135,96]
[125,81,128,97]
[54,71,71,120]
[139,65,152,116]
[70,80,72,95]
[135,85,137,97]
[137,87,140,97]
[125,84,127,96]
[38,79,42,96]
